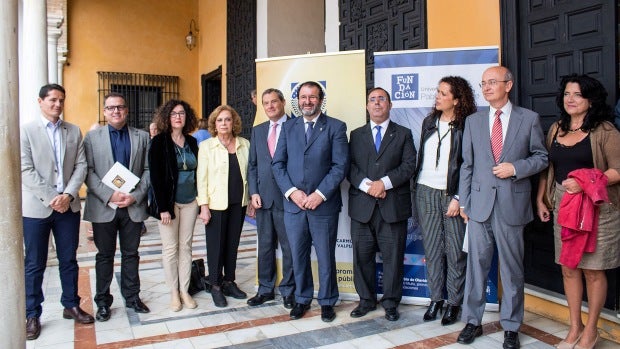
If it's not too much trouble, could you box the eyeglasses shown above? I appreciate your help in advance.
[170,111,186,118]
[479,80,510,88]
[368,96,388,103]
[104,105,127,112]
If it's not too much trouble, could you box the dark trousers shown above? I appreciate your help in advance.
[255,206,295,297]
[93,208,142,307]
[351,205,407,309]
[285,211,339,306]
[23,210,81,318]
[205,203,245,286]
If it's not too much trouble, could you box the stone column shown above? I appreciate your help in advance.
[0,0,26,347]
[19,0,48,125]
[47,15,63,84]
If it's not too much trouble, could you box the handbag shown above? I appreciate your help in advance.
[147,186,159,218]
[188,258,208,295]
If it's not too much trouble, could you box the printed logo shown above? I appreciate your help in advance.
[392,74,418,100]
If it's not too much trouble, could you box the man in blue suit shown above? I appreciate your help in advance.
[247,88,295,309]
[272,81,349,322]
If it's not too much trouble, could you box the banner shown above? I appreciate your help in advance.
[255,50,367,299]
[374,46,500,308]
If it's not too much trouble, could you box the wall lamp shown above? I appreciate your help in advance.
[185,19,199,51]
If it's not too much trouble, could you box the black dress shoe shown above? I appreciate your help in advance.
[457,323,483,344]
[289,303,310,320]
[503,331,520,349]
[282,294,295,309]
[423,300,444,321]
[441,305,461,326]
[96,306,111,322]
[222,281,247,299]
[247,293,275,306]
[126,299,150,313]
[350,304,376,318]
[63,306,95,324]
[385,307,400,321]
[211,286,228,307]
[26,317,41,340]
[321,305,336,322]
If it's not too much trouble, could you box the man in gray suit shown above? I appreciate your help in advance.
[348,87,416,321]
[457,66,548,349]
[83,92,151,321]
[22,84,94,340]
[247,88,295,309]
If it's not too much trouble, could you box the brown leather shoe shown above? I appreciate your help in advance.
[26,317,41,340]
[63,306,95,324]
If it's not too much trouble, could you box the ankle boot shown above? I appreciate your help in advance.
[180,292,197,309]
[423,300,444,321]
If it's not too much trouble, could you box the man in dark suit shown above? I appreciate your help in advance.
[272,81,349,322]
[348,87,416,321]
[21,84,94,340]
[247,88,295,309]
[83,92,151,321]
[457,66,548,349]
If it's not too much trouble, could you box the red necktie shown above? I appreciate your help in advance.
[491,110,503,163]
[268,123,277,157]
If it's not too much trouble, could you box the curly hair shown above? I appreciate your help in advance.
[428,76,477,129]
[555,74,612,134]
[152,99,198,135]
[207,105,243,137]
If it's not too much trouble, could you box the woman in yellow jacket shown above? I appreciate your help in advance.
[197,105,250,307]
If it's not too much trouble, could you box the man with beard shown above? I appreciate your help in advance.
[272,81,349,322]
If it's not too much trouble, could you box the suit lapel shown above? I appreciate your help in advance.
[377,122,397,158]
[477,109,495,162]
[99,127,115,169]
[305,114,325,150]
[60,124,68,163]
[128,127,138,170]
[500,106,523,161]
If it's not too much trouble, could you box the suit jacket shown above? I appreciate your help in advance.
[21,119,87,218]
[82,125,150,223]
[196,136,250,210]
[272,113,349,215]
[148,133,199,217]
[248,118,288,210]
[348,121,416,223]
[459,105,548,226]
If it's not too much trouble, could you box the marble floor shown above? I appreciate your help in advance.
[26,217,618,349]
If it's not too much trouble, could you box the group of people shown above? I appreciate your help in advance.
[21,66,618,349]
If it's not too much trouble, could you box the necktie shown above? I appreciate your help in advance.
[374,125,382,152]
[305,121,314,144]
[491,109,503,163]
[267,123,277,157]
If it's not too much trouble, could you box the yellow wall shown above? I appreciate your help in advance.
[63,0,199,133]
[427,0,500,49]
[198,0,227,107]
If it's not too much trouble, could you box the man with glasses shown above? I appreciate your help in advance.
[348,87,416,321]
[83,92,151,321]
[22,84,94,340]
[272,81,349,322]
[456,66,547,349]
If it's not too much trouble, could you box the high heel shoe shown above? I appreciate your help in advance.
[169,292,182,312]
[556,332,581,349]
[574,332,599,349]
[423,300,444,321]
[180,292,197,309]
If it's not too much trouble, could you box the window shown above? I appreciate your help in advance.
[97,72,179,130]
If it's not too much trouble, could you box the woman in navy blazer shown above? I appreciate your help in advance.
[149,100,199,311]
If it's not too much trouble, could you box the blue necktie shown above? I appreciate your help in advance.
[374,125,382,152]
[305,121,314,144]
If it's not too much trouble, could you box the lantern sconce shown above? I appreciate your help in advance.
[185,19,199,51]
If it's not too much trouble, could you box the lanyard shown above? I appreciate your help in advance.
[435,119,452,169]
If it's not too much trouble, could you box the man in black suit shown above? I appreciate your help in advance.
[348,87,416,321]
[247,88,295,309]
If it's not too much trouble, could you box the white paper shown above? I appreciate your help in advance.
[462,223,469,253]
[101,162,140,208]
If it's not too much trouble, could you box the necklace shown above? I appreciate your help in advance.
[218,137,234,151]
[175,143,187,170]
[435,118,452,169]
[567,127,582,134]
